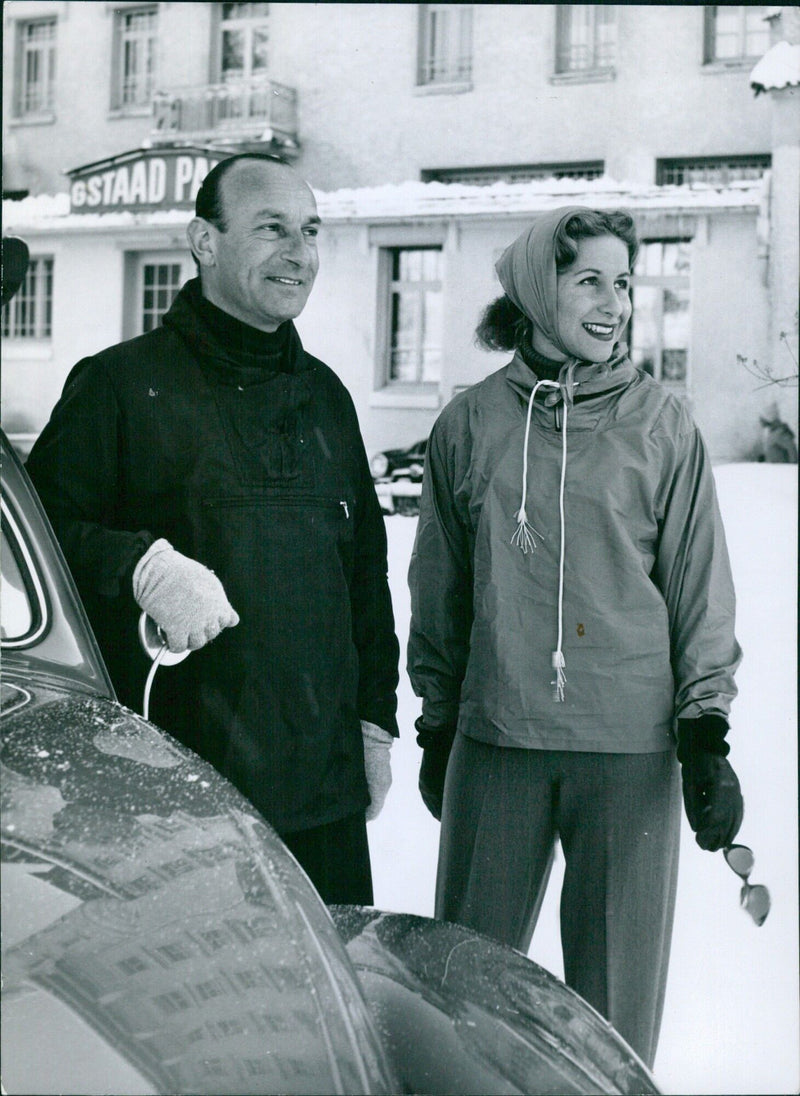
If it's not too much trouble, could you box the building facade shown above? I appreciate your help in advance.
[3,3,798,461]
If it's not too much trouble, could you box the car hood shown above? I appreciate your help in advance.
[1,683,397,1096]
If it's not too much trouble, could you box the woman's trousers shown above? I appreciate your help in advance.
[435,733,682,1069]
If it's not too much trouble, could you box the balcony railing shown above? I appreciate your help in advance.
[152,78,298,149]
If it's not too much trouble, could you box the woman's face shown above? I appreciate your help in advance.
[532,233,632,362]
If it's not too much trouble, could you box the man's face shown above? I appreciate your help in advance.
[201,162,320,332]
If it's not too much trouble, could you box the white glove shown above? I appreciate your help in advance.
[133,539,239,652]
[362,720,393,821]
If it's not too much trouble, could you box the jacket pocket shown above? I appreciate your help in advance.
[203,493,354,532]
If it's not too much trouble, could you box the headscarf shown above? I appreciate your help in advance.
[495,205,594,362]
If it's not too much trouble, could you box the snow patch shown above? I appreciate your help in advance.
[751,41,800,92]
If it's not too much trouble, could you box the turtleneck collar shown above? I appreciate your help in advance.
[519,340,565,382]
[196,291,293,368]
[162,278,307,386]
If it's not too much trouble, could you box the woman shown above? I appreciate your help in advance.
[407,206,744,1069]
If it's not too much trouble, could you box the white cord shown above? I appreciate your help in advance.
[552,399,568,702]
[142,642,168,721]
[512,378,569,701]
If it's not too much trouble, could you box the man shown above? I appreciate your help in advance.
[26,154,399,904]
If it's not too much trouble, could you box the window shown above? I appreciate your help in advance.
[630,240,692,389]
[417,5,473,87]
[657,155,771,186]
[555,5,617,75]
[117,955,149,975]
[194,977,228,1001]
[153,989,192,1014]
[113,6,158,110]
[385,248,443,385]
[154,941,192,964]
[1,499,46,646]
[422,162,605,185]
[14,18,57,118]
[220,2,270,82]
[2,257,53,339]
[704,7,770,63]
[141,262,183,333]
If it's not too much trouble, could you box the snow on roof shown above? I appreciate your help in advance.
[2,176,764,234]
[0,191,192,233]
[312,177,764,222]
[751,40,800,93]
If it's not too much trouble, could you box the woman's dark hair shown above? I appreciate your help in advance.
[195,152,291,230]
[475,209,639,352]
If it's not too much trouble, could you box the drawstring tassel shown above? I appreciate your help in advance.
[551,650,566,703]
[511,507,544,553]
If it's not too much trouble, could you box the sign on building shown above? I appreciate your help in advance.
[67,148,222,214]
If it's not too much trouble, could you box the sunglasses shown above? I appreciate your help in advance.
[724,844,771,927]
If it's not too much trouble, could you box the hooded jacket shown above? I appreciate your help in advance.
[408,350,742,753]
[27,279,399,832]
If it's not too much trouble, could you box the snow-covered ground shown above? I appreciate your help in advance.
[368,462,799,1096]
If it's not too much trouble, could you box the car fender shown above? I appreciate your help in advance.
[330,907,660,1096]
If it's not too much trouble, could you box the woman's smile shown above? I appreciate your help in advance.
[583,321,617,340]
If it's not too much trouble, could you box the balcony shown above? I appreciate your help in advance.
[151,78,299,153]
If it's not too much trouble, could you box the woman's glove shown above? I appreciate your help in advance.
[416,718,457,821]
[133,539,239,652]
[362,721,394,821]
[677,715,744,851]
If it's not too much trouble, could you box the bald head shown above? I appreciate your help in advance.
[196,153,309,231]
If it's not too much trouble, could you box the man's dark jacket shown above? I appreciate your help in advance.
[27,280,399,834]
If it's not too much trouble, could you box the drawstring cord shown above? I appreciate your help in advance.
[512,377,569,702]
[552,397,568,702]
[511,379,554,552]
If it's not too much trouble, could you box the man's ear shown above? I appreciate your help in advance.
[187,217,216,268]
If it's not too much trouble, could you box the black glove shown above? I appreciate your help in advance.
[677,715,744,851]
[416,718,457,821]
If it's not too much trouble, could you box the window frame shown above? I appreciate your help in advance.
[110,4,159,114]
[630,238,693,393]
[381,245,444,388]
[371,237,446,409]
[1,256,54,341]
[553,4,617,83]
[656,154,771,186]
[218,1,271,84]
[703,6,771,67]
[126,251,195,338]
[13,16,57,121]
[421,162,606,185]
[416,4,473,91]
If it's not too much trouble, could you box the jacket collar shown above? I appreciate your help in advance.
[506,345,636,407]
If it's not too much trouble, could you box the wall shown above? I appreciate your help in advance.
[300,205,769,461]
[1,233,125,438]
[689,211,771,460]
[2,1,214,194]
[3,3,773,196]
[0,197,773,465]
[284,3,772,190]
